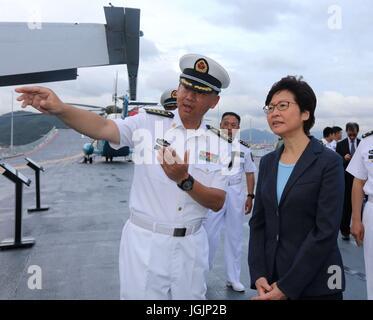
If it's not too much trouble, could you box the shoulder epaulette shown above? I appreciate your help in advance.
[239,140,250,148]
[206,124,232,143]
[145,108,174,118]
[362,130,373,138]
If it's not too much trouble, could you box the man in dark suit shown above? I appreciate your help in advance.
[336,122,360,240]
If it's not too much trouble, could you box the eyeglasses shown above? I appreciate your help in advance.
[263,101,297,114]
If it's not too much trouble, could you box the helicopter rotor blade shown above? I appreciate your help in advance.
[85,109,105,113]
[128,102,158,106]
[66,103,104,110]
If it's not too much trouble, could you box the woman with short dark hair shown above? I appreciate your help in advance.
[249,76,345,300]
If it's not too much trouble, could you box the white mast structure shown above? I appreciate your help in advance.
[10,91,14,154]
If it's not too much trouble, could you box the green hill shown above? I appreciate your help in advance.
[0,111,68,147]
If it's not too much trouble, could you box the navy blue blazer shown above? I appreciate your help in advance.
[248,137,345,299]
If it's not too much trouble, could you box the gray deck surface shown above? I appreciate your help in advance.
[0,129,367,300]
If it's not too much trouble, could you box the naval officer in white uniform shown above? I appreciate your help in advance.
[347,130,373,300]
[160,88,178,111]
[15,53,231,300]
[204,112,256,292]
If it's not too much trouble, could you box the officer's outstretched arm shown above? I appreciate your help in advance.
[16,86,120,145]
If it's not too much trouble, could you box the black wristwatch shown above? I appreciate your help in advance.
[247,193,255,199]
[177,175,195,191]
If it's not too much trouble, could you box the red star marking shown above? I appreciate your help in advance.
[198,62,206,70]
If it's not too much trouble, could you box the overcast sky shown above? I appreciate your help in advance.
[0,0,372,134]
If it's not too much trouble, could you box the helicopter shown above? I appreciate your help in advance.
[0,4,148,163]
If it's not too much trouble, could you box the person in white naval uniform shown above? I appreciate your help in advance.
[160,88,178,111]
[204,112,256,292]
[347,130,373,300]
[15,53,231,300]
[322,127,337,151]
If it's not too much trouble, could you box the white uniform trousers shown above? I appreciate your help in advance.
[363,201,373,300]
[119,220,209,300]
[204,184,246,283]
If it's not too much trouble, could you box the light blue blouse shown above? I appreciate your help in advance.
[277,161,295,204]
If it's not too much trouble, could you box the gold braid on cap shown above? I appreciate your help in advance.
[180,78,213,92]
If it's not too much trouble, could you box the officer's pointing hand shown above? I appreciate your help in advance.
[16,86,64,115]
[157,148,190,184]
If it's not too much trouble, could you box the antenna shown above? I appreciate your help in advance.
[122,94,129,119]
[10,91,14,154]
[114,71,118,115]
[249,118,252,143]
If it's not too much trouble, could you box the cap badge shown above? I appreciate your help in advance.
[194,59,209,74]
[171,90,178,99]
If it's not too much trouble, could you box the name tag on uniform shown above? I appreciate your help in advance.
[199,151,219,163]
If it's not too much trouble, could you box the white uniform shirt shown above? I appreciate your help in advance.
[110,110,230,224]
[325,140,337,152]
[227,139,257,187]
[347,134,373,197]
